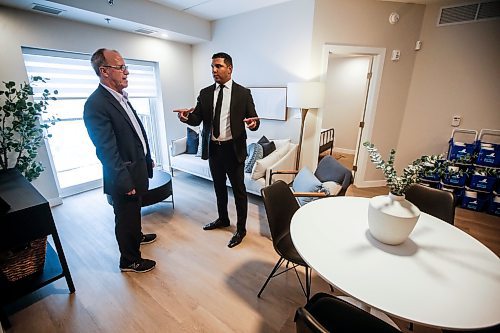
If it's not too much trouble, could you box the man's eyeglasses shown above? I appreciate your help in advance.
[101,65,128,71]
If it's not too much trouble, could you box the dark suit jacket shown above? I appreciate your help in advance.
[186,81,260,163]
[83,85,153,196]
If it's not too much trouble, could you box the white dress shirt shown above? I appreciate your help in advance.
[212,79,233,141]
[101,83,147,155]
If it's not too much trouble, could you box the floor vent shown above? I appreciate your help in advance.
[438,1,500,26]
[134,28,156,35]
[32,3,65,15]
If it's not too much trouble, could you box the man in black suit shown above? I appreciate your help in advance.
[84,48,156,273]
[175,52,259,248]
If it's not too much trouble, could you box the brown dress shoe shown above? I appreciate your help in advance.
[203,218,230,230]
[228,230,246,248]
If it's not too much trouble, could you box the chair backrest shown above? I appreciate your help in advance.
[295,293,401,333]
[405,184,455,225]
[314,155,353,196]
[261,180,300,245]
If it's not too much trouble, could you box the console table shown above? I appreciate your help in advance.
[0,169,75,328]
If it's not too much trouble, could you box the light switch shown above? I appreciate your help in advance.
[391,50,400,61]
[452,115,461,127]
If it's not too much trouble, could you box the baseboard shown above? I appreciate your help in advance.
[48,197,63,207]
[333,147,355,155]
[354,179,387,188]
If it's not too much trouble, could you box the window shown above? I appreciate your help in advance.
[22,47,162,197]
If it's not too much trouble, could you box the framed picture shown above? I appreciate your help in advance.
[249,87,287,121]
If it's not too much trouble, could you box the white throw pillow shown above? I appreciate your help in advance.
[322,181,342,196]
[251,145,289,180]
[273,138,291,150]
[171,137,187,156]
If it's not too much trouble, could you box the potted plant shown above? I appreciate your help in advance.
[362,142,444,245]
[0,77,57,181]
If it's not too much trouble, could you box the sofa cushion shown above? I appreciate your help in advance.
[273,138,291,150]
[186,127,199,154]
[251,145,289,180]
[245,143,264,173]
[293,167,324,205]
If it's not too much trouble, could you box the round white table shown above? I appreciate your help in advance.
[290,196,500,330]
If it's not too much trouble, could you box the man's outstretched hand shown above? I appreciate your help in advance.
[173,108,194,122]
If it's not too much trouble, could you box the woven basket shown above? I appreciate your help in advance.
[0,237,47,282]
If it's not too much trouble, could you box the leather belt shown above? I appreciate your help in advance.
[211,139,233,146]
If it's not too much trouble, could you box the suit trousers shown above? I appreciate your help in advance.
[111,193,143,266]
[208,141,248,231]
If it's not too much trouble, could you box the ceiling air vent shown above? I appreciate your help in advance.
[134,28,156,35]
[438,1,500,26]
[32,3,64,15]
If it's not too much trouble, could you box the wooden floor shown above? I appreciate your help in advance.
[3,170,499,333]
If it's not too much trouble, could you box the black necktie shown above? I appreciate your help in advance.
[213,84,224,139]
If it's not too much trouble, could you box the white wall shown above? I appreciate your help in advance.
[311,0,425,181]
[192,0,316,143]
[324,55,371,153]
[395,0,500,170]
[0,6,195,203]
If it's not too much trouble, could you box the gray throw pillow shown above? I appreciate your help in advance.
[245,143,264,173]
[186,127,199,154]
[293,167,323,205]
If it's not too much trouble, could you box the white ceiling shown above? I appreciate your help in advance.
[0,0,444,44]
[148,0,443,20]
[147,0,295,21]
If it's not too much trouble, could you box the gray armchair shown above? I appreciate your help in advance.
[270,155,353,204]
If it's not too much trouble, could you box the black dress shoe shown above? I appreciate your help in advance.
[203,218,230,230]
[228,230,246,248]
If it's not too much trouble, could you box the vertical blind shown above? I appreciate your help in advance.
[22,47,157,99]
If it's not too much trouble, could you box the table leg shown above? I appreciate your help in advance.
[50,233,75,293]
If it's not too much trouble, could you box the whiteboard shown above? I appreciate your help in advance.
[249,87,287,121]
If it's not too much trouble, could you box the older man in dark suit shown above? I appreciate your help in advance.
[175,52,259,248]
[84,48,156,273]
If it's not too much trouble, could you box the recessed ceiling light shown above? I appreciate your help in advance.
[161,33,168,38]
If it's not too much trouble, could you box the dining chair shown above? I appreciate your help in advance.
[294,292,402,333]
[259,180,311,300]
[405,183,455,224]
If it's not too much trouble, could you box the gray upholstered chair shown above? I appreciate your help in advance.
[270,155,353,205]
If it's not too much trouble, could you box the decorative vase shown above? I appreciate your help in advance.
[367,193,421,245]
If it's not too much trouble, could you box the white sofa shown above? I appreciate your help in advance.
[169,136,297,196]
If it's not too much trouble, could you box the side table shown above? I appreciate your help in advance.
[0,169,75,329]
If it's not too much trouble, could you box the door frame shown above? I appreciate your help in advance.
[319,44,386,188]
